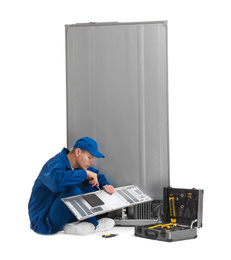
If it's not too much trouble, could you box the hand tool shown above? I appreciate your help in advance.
[88,178,101,190]
[148,223,177,230]
[169,194,176,223]
[102,234,118,238]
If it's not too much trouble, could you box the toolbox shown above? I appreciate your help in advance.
[135,187,203,242]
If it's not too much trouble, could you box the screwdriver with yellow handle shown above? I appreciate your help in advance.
[102,234,118,238]
[169,195,176,223]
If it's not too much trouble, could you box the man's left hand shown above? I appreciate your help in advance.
[103,185,114,194]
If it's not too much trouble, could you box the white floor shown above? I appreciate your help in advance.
[3,222,228,260]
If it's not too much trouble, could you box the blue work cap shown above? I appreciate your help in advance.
[73,137,105,158]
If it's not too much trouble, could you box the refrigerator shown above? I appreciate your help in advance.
[65,21,169,225]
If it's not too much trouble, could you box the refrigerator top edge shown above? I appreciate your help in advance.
[65,20,168,30]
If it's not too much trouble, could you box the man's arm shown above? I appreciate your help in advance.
[86,170,99,187]
[40,158,90,193]
[88,167,114,194]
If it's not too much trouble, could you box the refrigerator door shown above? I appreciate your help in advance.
[65,21,169,199]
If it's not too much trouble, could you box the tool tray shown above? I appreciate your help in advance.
[135,187,203,242]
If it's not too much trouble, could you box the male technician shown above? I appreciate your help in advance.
[28,137,115,235]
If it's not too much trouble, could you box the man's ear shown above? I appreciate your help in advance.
[75,148,81,157]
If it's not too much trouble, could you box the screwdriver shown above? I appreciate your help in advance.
[95,184,101,190]
[88,178,101,190]
[102,234,118,238]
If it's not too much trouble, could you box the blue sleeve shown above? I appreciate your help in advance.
[41,159,87,193]
[88,167,110,189]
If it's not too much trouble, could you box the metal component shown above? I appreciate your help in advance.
[197,190,204,228]
[115,219,158,226]
[134,201,153,220]
[114,200,161,226]
[62,185,152,221]
[191,219,198,229]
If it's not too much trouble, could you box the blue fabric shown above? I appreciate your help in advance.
[28,148,110,234]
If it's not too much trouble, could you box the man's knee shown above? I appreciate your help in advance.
[48,186,83,233]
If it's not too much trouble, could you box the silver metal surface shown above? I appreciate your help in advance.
[62,185,152,221]
[65,21,169,199]
[197,190,204,228]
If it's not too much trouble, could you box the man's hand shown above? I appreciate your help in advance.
[86,171,99,187]
[103,185,114,194]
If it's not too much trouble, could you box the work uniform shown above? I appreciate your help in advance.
[28,148,110,234]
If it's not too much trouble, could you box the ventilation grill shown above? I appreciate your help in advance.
[134,201,153,219]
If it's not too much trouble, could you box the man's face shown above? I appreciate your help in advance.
[76,150,95,170]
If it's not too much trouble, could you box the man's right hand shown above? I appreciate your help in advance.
[86,171,99,187]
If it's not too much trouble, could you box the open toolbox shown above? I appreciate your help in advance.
[135,187,204,242]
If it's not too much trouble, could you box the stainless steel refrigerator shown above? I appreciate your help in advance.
[65,21,169,225]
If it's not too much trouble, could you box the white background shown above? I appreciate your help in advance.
[1,0,230,259]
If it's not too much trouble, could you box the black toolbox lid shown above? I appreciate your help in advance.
[162,187,203,228]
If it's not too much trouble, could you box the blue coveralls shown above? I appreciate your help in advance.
[28,148,110,234]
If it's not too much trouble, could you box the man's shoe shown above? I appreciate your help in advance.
[63,221,95,235]
[95,218,115,232]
